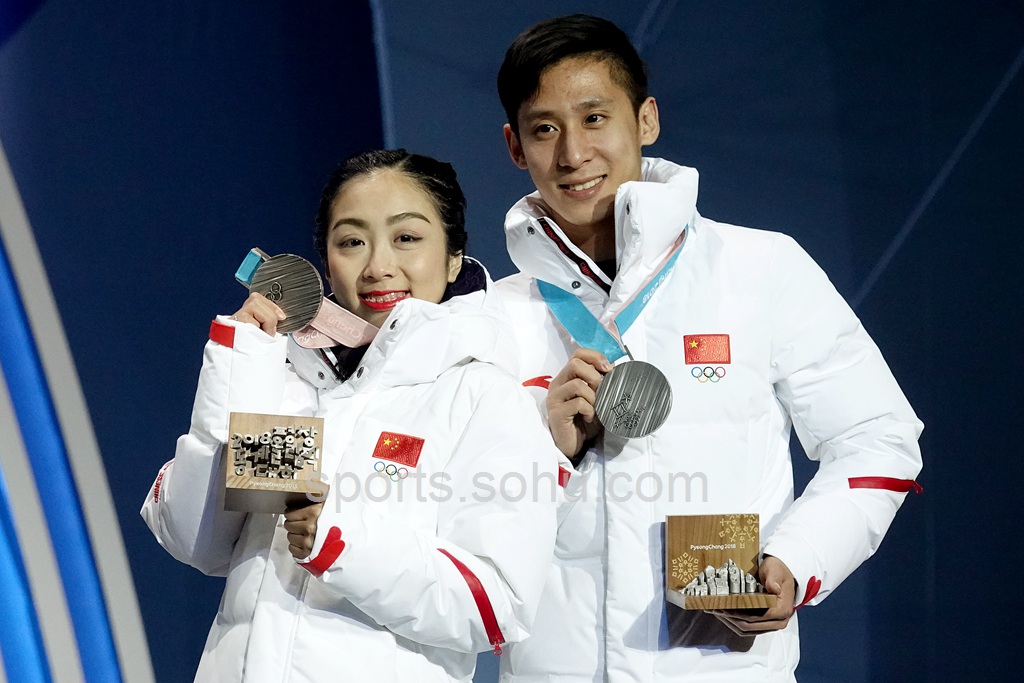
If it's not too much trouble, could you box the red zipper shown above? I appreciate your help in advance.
[438,549,505,655]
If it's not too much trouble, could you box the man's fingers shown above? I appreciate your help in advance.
[550,351,610,392]
[570,348,612,373]
[566,357,606,391]
[548,377,598,407]
[550,396,596,423]
[707,556,796,636]
[544,349,612,458]
[712,611,792,636]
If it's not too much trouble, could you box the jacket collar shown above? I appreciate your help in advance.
[287,258,518,393]
[504,158,700,319]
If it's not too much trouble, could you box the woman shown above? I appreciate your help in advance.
[142,150,561,682]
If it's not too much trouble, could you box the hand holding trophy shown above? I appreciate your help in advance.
[224,247,374,513]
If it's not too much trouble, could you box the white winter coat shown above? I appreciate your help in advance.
[495,158,923,682]
[142,261,559,683]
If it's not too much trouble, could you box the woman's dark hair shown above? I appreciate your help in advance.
[497,14,649,135]
[314,149,468,263]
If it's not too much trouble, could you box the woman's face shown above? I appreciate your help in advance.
[324,169,462,327]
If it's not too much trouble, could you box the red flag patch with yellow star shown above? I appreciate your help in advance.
[372,431,425,468]
[683,334,731,364]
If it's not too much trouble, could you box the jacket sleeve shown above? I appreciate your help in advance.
[297,375,559,654]
[761,234,923,607]
[140,317,301,576]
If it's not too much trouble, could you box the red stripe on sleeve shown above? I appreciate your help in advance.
[209,320,236,348]
[848,477,923,494]
[438,548,506,655]
[522,376,552,389]
[794,575,821,610]
[299,526,346,577]
[558,466,570,488]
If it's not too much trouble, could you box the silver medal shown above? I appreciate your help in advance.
[248,254,324,334]
[594,361,672,438]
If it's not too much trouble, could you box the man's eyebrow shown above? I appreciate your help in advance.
[573,96,613,111]
[521,97,615,123]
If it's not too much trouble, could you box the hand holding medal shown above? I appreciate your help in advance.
[233,248,378,348]
[593,352,673,439]
[546,345,673,457]
[545,349,611,458]
[538,229,686,445]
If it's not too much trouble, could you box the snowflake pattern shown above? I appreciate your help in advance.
[670,552,700,584]
[718,514,759,548]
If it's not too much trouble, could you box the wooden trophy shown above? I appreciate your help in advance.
[665,514,777,611]
[224,412,327,513]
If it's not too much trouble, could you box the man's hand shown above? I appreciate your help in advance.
[283,501,324,560]
[545,348,612,458]
[710,555,797,636]
[231,292,286,336]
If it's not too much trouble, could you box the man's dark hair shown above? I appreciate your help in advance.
[497,14,649,135]
[314,149,468,264]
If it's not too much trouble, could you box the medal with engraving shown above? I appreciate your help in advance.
[247,254,324,334]
[536,220,691,439]
[594,360,672,438]
[234,248,378,345]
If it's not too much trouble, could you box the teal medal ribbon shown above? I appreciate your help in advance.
[536,226,688,437]
[537,227,687,361]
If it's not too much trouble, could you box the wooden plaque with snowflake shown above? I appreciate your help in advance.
[665,514,778,611]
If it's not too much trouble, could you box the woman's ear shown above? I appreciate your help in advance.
[447,252,464,283]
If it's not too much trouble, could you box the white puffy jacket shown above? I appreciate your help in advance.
[495,159,923,682]
[142,260,560,683]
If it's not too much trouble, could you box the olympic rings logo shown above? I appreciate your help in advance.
[374,460,409,482]
[691,366,726,383]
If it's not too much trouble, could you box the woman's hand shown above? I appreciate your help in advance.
[283,501,325,560]
[231,292,286,336]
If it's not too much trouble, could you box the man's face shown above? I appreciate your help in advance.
[504,57,659,241]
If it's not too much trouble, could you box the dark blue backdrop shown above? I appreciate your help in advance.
[1,2,382,680]
[2,1,1022,681]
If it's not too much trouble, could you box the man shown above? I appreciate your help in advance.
[493,14,923,682]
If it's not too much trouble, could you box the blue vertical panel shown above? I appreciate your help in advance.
[0,236,119,679]
[0,468,49,683]
[0,238,51,683]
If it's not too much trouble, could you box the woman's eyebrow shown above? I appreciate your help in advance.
[387,211,431,225]
[330,216,367,232]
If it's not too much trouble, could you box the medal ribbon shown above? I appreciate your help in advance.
[537,227,687,362]
[235,248,377,348]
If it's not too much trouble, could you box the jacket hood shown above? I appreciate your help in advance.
[287,257,519,391]
[504,157,700,319]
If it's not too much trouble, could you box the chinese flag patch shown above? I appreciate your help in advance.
[683,334,731,364]
[372,431,425,468]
